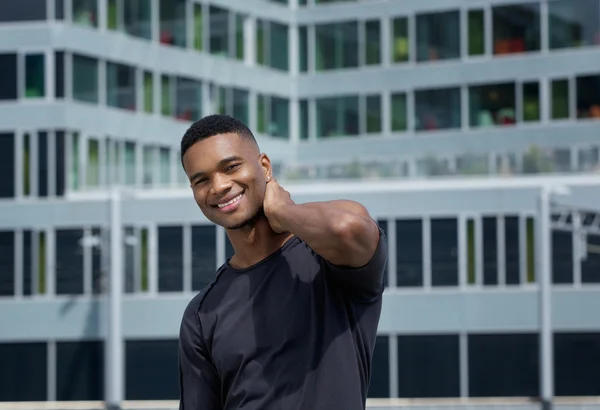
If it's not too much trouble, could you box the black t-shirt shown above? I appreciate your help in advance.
[179,227,388,410]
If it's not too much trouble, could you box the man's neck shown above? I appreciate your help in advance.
[226,217,293,270]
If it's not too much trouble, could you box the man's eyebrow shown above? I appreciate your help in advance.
[189,156,244,182]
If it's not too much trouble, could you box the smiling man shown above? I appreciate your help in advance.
[178,114,388,410]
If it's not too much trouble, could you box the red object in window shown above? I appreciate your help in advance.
[160,30,173,45]
[509,38,525,53]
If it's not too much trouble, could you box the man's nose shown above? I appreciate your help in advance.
[211,173,233,195]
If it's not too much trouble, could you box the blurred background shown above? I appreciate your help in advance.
[0,0,600,409]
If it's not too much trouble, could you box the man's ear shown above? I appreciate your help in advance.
[259,153,272,180]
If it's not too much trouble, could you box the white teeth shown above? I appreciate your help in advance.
[217,194,242,208]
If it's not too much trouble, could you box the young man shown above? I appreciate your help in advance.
[178,114,388,410]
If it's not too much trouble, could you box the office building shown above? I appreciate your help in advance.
[0,0,600,405]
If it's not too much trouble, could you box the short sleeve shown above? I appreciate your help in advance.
[323,226,388,303]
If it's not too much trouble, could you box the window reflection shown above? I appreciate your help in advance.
[316,96,359,138]
[159,0,186,47]
[72,0,97,27]
[521,82,540,122]
[124,0,152,40]
[469,83,516,127]
[415,87,461,131]
[391,17,409,63]
[416,11,460,62]
[175,78,202,122]
[209,6,229,56]
[492,3,541,55]
[24,54,45,98]
[315,22,359,70]
[107,63,136,111]
[576,74,600,119]
[468,10,485,56]
[549,0,600,50]
[72,55,98,104]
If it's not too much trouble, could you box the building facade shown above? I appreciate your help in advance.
[1,0,600,405]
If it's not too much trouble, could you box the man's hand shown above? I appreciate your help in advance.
[263,178,295,233]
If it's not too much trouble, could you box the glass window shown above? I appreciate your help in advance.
[125,340,179,400]
[107,62,136,111]
[415,87,461,131]
[525,217,536,283]
[299,26,308,72]
[38,131,48,197]
[469,83,516,127]
[56,229,84,295]
[551,79,570,119]
[416,11,460,62]
[0,133,15,199]
[299,100,309,140]
[316,96,359,138]
[87,138,100,187]
[143,71,154,114]
[390,92,407,132]
[398,335,460,398]
[124,0,152,40]
[159,148,170,186]
[209,6,229,56]
[522,81,540,122]
[0,342,47,401]
[55,131,66,197]
[468,10,485,56]
[175,77,202,121]
[0,0,46,22]
[0,231,15,296]
[191,225,217,290]
[0,54,17,100]
[576,74,600,119]
[158,226,183,292]
[143,146,155,186]
[549,0,600,50]
[468,333,539,397]
[159,0,186,47]
[492,3,541,55]
[396,219,423,287]
[22,230,33,295]
[269,22,289,71]
[431,218,458,287]
[193,3,203,51]
[55,0,64,20]
[107,0,117,30]
[55,51,65,99]
[364,20,381,65]
[270,97,290,139]
[552,229,573,284]
[72,0,97,27]
[365,95,382,134]
[232,88,249,126]
[72,54,98,104]
[22,133,31,197]
[368,336,390,398]
[582,229,600,283]
[24,54,45,98]
[235,14,245,60]
[466,218,476,284]
[391,17,409,63]
[56,341,104,400]
[161,75,173,116]
[482,216,498,286]
[555,333,600,396]
[124,142,136,186]
[504,215,520,285]
[315,22,359,71]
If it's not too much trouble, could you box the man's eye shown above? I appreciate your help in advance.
[225,164,240,172]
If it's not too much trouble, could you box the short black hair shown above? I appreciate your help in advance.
[180,114,257,165]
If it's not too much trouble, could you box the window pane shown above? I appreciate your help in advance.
[193,3,203,50]
[25,54,45,98]
[70,133,80,191]
[0,133,15,198]
[299,100,309,140]
[191,225,217,291]
[73,55,99,103]
[364,20,381,65]
[299,26,308,72]
[55,131,66,197]
[482,216,497,286]
[396,219,423,287]
[492,3,541,55]
[56,229,84,295]
[522,81,540,122]
[125,340,179,400]
[316,96,359,138]
[468,333,539,397]
[390,92,407,132]
[0,0,46,22]
[209,6,229,56]
[270,97,289,139]
[158,226,183,292]
[315,22,359,70]
[551,79,570,119]
[526,217,536,283]
[55,51,65,98]
[469,83,516,127]
[398,335,460,398]
[143,146,155,186]
[391,17,409,63]
[0,231,14,296]
[468,10,485,56]
[368,336,389,398]
[0,54,18,100]
[143,71,154,114]
[23,230,32,296]
[176,78,202,121]
[107,0,117,30]
[0,342,47,401]
[125,142,136,186]
[552,229,573,284]
[72,0,97,27]
[38,131,49,197]
[87,138,100,187]
[124,0,151,40]
[576,74,600,119]
[232,88,249,126]
[159,147,170,186]
[270,22,289,71]
[365,95,382,134]
[107,62,136,111]
[56,341,104,400]
[555,333,600,396]
[582,232,600,283]
[161,75,172,116]
[235,15,244,60]
[467,218,476,284]
[431,218,458,287]
[416,11,460,62]
[415,87,461,131]
[549,0,600,50]
[159,0,186,47]
[504,216,520,285]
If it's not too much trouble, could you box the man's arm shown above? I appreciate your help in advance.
[178,301,221,410]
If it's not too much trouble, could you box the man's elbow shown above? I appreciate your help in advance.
[331,213,379,267]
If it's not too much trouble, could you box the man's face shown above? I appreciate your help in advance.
[182,133,270,230]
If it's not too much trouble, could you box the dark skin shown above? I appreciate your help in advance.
[182,132,380,270]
